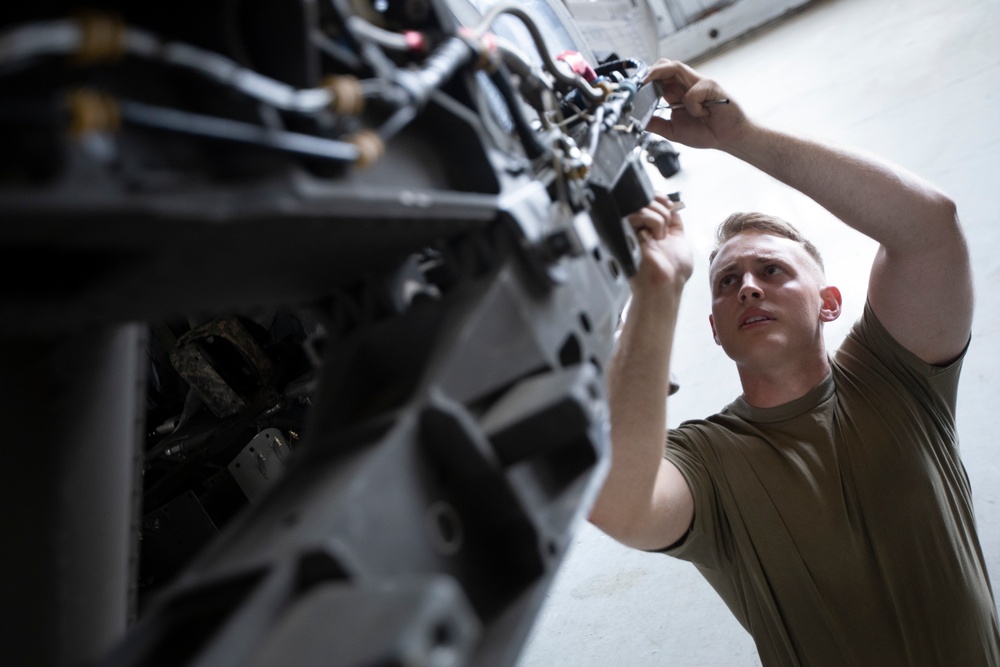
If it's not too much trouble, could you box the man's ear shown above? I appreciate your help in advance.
[819,286,842,323]
[709,314,721,345]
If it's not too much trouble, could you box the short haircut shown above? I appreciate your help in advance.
[709,212,825,274]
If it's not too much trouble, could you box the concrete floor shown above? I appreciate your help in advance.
[516,0,1000,664]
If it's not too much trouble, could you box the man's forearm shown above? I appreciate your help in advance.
[643,58,958,251]
[725,122,958,252]
[589,286,682,546]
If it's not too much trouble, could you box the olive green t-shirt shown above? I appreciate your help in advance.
[664,303,1000,666]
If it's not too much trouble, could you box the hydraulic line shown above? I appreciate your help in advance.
[310,28,364,71]
[594,57,648,82]
[346,16,426,53]
[391,35,477,108]
[373,29,550,160]
[0,8,643,175]
[376,105,419,141]
[116,99,362,163]
[369,35,476,141]
[468,1,604,103]
[585,106,605,159]
[0,16,362,116]
[493,35,544,88]
[486,63,549,160]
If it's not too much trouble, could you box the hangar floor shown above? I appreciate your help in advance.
[516,0,1000,664]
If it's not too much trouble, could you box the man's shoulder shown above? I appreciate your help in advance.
[835,300,966,390]
[669,408,755,452]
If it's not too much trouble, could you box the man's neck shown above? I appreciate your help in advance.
[736,350,832,409]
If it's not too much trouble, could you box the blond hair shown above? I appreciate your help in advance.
[709,212,825,274]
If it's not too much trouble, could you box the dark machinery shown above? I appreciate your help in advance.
[0,1,672,665]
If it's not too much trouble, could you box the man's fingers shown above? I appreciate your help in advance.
[645,59,730,122]
[645,59,701,90]
[627,195,683,241]
[648,198,676,236]
[628,206,667,240]
[679,80,728,118]
[645,114,675,141]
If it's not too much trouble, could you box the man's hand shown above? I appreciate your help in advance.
[643,59,749,151]
[626,193,694,297]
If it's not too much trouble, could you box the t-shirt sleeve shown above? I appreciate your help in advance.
[657,425,729,569]
[840,300,967,424]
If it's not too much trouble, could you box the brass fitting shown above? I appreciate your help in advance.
[73,11,127,65]
[349,129,385,169]
[66,88,120,137]
[323,75,365,116]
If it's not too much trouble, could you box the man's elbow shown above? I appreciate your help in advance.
[929,190,962,235]
[588,501,682,552]
[937,194,970,263]
[587,503,645,549]
[587,501,627,541]
[901,190,965,254]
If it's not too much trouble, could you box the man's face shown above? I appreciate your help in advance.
[708,231,839,367]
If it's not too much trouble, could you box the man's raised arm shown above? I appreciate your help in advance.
[644,59,973,365]
[587,194,695,551]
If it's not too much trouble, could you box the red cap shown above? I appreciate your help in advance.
[556,50,597,82]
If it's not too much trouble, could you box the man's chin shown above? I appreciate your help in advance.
[720,337,788,365]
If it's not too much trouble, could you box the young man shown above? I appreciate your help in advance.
[588,59,1000,665]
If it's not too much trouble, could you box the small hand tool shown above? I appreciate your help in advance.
[660,98,730,110]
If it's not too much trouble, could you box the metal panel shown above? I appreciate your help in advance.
[0,0,675,664]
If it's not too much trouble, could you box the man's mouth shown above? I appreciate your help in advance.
[740,314,774,327]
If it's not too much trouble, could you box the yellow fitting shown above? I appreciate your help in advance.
[457,29,495,72]
[472,34,497,72]
[67,89,120,137]
[73,11,127,65]
[566,162,590,180]
[475,50,497,73]
[323,75,365,116]
[595,80,615,98]
[349,130,384,169]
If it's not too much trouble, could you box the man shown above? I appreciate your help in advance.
[588,59,1000,665]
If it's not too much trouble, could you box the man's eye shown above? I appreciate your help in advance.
[719,276,736,288]
[764,265,783,276]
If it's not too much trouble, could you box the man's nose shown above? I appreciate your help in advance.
[738,275,764,301]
